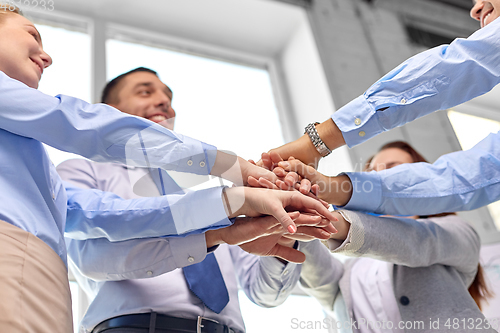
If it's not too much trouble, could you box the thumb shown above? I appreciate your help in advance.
[270,204,297,234]
[273,245,306,263]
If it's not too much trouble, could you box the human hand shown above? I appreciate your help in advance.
[205,212,335,247]
[211,151,277,186]
[257,119,346,169]
[248,153,329,207]
[247,156,329,212]
[277,158,353,206]
[282,210,350,246]
[222,187,338,234]
[207,213,336,263]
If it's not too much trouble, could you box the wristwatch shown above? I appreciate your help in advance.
[304,122,332,157]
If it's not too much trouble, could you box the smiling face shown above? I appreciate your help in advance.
[368,147,414,172]
[471,0,500,27]
[109,71,176,130]
[0,13,52,88]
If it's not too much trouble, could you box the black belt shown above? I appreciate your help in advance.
[92,313,243,333]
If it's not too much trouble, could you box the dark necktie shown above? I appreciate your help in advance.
[183,252,229,314]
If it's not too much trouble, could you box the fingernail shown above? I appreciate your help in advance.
[321,230,331,237]
[287,224,297,234]
[280,162,290,169]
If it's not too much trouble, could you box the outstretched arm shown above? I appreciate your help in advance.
[327,211,480,283]
[67,212,335,281]
[277,130,500,216]
[266,18,500,165]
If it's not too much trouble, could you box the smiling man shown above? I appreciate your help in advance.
[56,67,332,333]
[100,67,177,130]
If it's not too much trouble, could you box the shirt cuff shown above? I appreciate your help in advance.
[331,95,384,148]
[170,233,208,268]
[203,143,218,174]
[170,186,232,234]
[326,210,364,254]
[171,135,216,175]
[341,171,382,212]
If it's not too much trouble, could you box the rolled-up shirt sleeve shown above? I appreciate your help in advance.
[332,18,500,147]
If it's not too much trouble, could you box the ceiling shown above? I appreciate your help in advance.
[47,0,305,59]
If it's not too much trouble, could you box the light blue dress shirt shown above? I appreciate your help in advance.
[58,160,299,333]
[329,18,500,215]
[333,18,500,147]
[0,71,223,265]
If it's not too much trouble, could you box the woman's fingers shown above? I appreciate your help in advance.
[299,178,312,194]
[288,192,338,222]
[284,172,300,187]
[258,177,280,190]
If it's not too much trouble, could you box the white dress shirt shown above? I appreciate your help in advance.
[351,258,403,333]
[58,159,301,333]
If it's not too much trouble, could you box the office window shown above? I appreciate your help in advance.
[448,110,500,231]
[106,39,285,162]
[35,24,91,166]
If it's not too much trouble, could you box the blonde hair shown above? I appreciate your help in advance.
[0,2,22,24]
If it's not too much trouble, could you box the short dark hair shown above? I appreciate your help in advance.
[101,67,158,104]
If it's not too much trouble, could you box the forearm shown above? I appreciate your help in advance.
[318,174,353,207]
[330,211,480,275]
[344,132,500,215]
[66,233,208,281]
[269,119,345,166]
[64,183,231,241]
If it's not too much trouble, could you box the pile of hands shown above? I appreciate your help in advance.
[206,151,350,264]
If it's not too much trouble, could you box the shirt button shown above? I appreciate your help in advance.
[400,98,407,104]
[283,270,289,276]
[188,256,195,263]
[199,161,206,168]
[52,193,55,200]
[146,270,153,276]
[354,118,361,126]
[187,160,193,166]
[400,296,410,306]
[358,131,366,137]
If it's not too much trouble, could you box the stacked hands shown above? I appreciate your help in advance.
[206,151,351,264]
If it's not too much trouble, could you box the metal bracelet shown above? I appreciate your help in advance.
[304,122,332,157]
